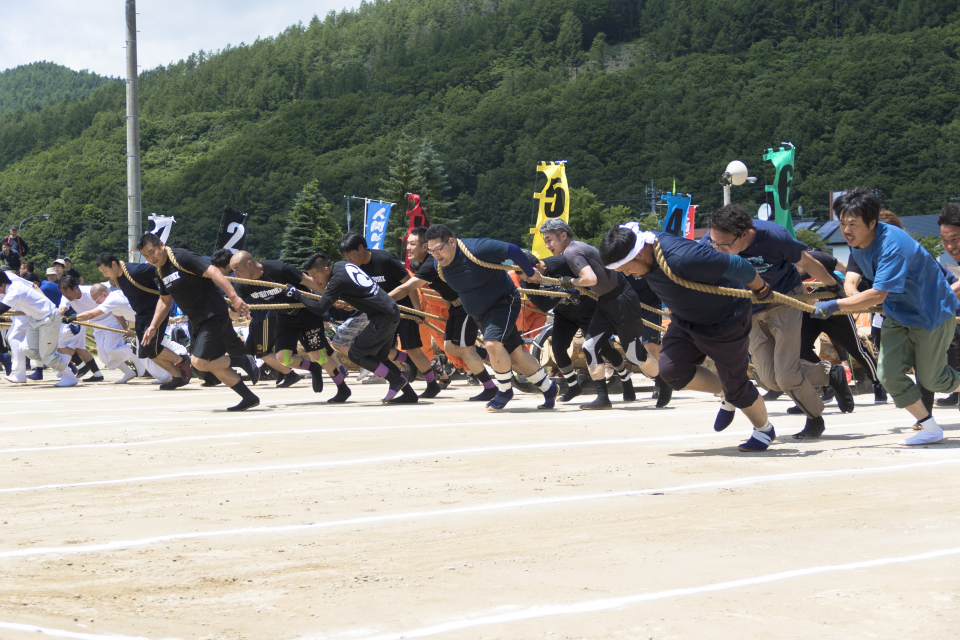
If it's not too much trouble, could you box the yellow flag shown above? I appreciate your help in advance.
[530,161,570,259]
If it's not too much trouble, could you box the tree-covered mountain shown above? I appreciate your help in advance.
[2,0,960,273]
[0,62,118,116]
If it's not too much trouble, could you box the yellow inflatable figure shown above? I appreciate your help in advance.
[530,161,570,259]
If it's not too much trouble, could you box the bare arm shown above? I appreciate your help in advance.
[835,288,888,312]
[844,272,862,297]
[142,295,174,345]
[574,265,598,288]
[388,274,421,311]
[390,277,428,301]
[797,252,838,288]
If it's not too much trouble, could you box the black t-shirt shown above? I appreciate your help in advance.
[118,261,162,319]
[232,260,315,325]
[805,249,838,274]
[845,253,872,290]
[525,255,596,325]
[414,257,459,302]
[360,250,413,308]
[301,261,398,320]
[563,240,622,296]
[66,268,82,281]
[2,250,21,272]
[156,248,228,322]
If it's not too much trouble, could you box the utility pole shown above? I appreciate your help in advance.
[54,239,66,258]
[125,0,142,262]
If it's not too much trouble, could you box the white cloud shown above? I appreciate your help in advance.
[0,0,362,77]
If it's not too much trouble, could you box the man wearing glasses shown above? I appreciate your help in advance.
[703,205,852,440]
[423,224,558,411]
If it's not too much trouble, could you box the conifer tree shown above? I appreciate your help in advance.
[280,180,340,266]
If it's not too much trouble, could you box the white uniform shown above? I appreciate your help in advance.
[60,286,142,370]
[94,290,186,382]
[1,275,67,372]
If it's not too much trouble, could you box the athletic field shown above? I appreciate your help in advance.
[1,373,958,639]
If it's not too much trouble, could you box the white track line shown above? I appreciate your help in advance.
[0,430,744,494]
[0,410,727,455]
[2,457,957,560]
[356,545,960,640]
[0,620,169,640]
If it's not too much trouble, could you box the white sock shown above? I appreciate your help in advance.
[495,370,512,393]
[758,420,773,432]
[899,416,943,445]
[720,398,735,412]
[118,363,133,376]
[526,368,552,392]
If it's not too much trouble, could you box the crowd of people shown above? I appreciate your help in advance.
[2,187,959,452]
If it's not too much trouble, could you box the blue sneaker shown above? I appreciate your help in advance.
[714,405,736,432]
[738,426,776,452]
[486,389,514,411]
[538,381,558,410]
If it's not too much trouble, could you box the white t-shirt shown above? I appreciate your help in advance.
[96,290,136,323]
[2,275,56,320]
[59,285,122,329]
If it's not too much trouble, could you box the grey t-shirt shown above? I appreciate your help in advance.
[563,240,622,297]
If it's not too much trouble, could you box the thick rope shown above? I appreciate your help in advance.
[437,239,599,299]
[397,305,447,323]
[638,301,669,317]
[121,261,161,295]
[651,241,880,316]
[66,319,131,335]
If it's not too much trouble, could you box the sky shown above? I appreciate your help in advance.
[1,0,363,77]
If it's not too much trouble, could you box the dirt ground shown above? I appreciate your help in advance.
[0,370,958,640]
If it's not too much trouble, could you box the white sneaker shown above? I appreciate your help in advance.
[5,372,27,383]
[116,369,136,384]
[357,368,372,381]
[55,370,78,387]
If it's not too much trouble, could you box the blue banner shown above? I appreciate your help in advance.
[661,193,692,237]
[364,201,393,250]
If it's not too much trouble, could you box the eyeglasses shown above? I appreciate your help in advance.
[426,239,452,256]
[708,234,742,252]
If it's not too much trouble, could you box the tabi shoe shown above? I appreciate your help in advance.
[792,416,825,440]
[738,426,776,452]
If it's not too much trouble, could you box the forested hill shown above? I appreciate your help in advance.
[2,0,960,273]
[0,62,118,116]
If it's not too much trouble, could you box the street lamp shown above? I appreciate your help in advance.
[720,161,757,206]
[18,214,51,236]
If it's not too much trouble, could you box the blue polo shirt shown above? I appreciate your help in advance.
[645,232,752,326]
[851,222,958,331]
[438,238,518,318]
[702,219,805,312]
[39,280,61,306]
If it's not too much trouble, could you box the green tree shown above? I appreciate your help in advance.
[556,12,584,65]
[412,139,452,225]
[588,32,608,69]
[913,233,944,259]
[280,180,338,266]
[796,228,826,250]
[380,135,450,255]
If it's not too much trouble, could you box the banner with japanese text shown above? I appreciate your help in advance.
[364,201,393,251]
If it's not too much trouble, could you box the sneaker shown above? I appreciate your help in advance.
[466,374,480,386]
[786,405,804,415]
[654,376,672,408]
[419,381,442,399]
[469,387,497,402]
[55,369,79,387]
[486,389,514,411]
[792,416,825,439]
[559,384,582,402]
[579,396,613,410]
[935,392,958,406]
[176,358,193,385]
[873,382,888,404]
[538,381,558,410]
[357,368,373,381]
[828,364,855,413]
[714,401,736,432]
[84,374,106,383]
[276,371,301,388]
[821,385,835,403]
[159,377,188,390]
[738,426,776,452]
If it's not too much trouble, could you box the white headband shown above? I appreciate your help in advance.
[604,222,657,269]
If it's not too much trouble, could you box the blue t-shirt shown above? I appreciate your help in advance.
[645,232,752,326]
[439,238,518,318]
[116,261,163,320]
[702,220,804,312]
[39,280,61,306]
[850,222,958,331]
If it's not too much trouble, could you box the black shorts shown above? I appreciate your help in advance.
[136,315,168,359]
[191,315,234,361]
[275,315,333,356]
[349,311,400,364]
[245,316,277,357]
[477,292,524,354]
[396,317,423,350]
[444,304,479,347]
